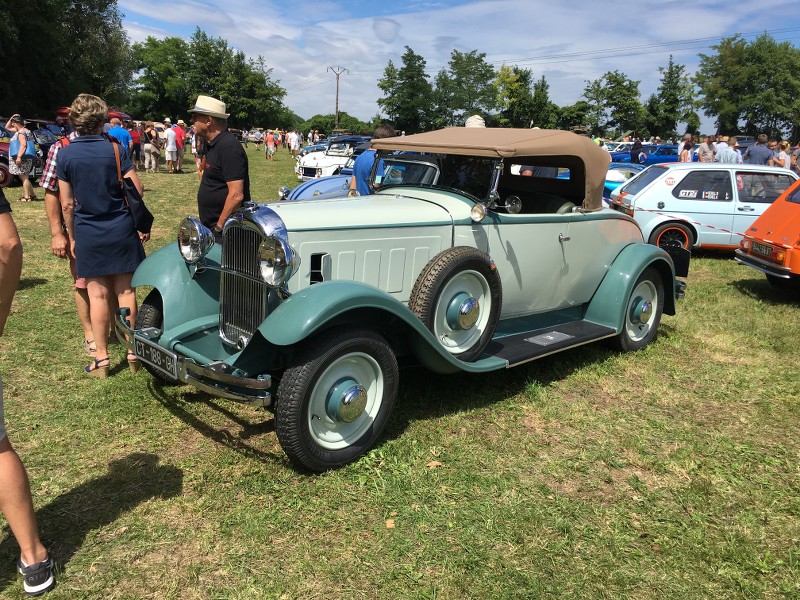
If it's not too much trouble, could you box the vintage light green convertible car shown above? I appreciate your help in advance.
[116,128,689,471]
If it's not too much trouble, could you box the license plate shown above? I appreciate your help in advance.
[752,241,773,258]
[134,336,178,380]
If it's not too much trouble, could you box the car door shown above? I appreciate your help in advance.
[462,215,568,317]
[732,170,798,244]
[668,169,735,246]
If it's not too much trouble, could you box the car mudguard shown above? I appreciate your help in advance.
[131,242,222,331]
[584,243,678,333]
[259,280,507,374]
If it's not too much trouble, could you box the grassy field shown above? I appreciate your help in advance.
[1,144,798,599]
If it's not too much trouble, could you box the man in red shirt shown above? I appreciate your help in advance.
[173,120,187,173]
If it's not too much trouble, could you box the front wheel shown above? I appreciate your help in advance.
[134,291,176,384]
[609,267,664,352]
[275,327,399,472]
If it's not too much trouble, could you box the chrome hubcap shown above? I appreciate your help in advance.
[446,292,480,330]
[326,378,368,423]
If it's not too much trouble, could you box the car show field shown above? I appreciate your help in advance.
[1,143,798,597]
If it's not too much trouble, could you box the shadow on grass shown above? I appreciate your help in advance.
[0,452,182,591]
[384,341,616,442]
[16,278,47,291]
[730,277,800,305]
[148,381,284,465]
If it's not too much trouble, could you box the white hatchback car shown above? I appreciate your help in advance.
[609,163,798,250]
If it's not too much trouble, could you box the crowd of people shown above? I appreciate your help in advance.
[615,132,800,171]
[0,93,248,595]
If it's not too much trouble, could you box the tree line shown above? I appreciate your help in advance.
[2,1,798,140]
[379,34,800,140]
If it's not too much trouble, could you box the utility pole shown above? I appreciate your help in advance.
[327,66,349,129]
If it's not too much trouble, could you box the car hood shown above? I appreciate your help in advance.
[300,153,349,168]
[267,193,455,231]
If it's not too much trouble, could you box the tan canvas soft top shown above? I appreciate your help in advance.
[371,127,611,210]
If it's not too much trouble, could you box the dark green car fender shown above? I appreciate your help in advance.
[584,243,677,332]
[131,242,222,330]
[259,280,506,374]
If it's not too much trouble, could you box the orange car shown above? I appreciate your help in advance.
[735,178,800,289]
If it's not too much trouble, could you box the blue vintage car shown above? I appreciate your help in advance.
[116,128,688,472]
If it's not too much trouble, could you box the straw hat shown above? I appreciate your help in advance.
[188,95,229,119]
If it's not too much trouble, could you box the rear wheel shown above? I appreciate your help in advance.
[609,267,664,352]
[649,222,693,250]
[409,247,502,362]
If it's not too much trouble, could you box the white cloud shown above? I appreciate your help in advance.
[120,0,800,127]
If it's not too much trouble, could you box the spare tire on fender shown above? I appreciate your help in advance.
[409,246,502,362]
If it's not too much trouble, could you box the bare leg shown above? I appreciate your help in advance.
[0,380,48,567]
[75,287,93,345]
[0,214,22,336]
[114,273,137,334]
[86,277,112,361]
[19,173,35,200]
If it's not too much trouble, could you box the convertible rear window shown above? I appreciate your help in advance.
[619,165,667,196]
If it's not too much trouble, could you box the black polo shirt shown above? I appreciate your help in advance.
[197,129,250,230]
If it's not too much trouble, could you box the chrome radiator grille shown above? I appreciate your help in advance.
[220,225,268,345]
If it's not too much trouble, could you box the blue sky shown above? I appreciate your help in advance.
[118,0,800,130]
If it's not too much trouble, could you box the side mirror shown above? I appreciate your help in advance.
[278,186,290,201]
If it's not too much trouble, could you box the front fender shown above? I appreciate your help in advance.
[261,281,506,374]
[132,242,222,331]
[584,243,678,332]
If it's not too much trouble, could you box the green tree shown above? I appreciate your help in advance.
[582,71,645,136]
[439,49,497,125]
[377,47,432,133]
[130,29,286,128]
[556,101,592,131]
[0,0,133,116]
[530,76,558,129]
[694,35,749,134]
[644,56,696,138]
[494,66,539,128]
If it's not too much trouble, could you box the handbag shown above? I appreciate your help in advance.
[111,141,154,233]
[23,130,37,157]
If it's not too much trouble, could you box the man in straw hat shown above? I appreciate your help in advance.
[189,95,250,242]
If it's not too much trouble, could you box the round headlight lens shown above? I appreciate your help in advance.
[178,216,214,264]
[258,237,288,286]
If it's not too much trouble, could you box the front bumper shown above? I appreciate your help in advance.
[115,309,272,407]
[734,249,792,279]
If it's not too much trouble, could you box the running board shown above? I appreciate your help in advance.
[484,320,617,367]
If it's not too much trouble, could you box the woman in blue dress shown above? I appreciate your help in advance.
[56,94,150,376]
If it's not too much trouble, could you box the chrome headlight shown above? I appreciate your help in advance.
[178,216,214,264]
[258,236,296,287]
